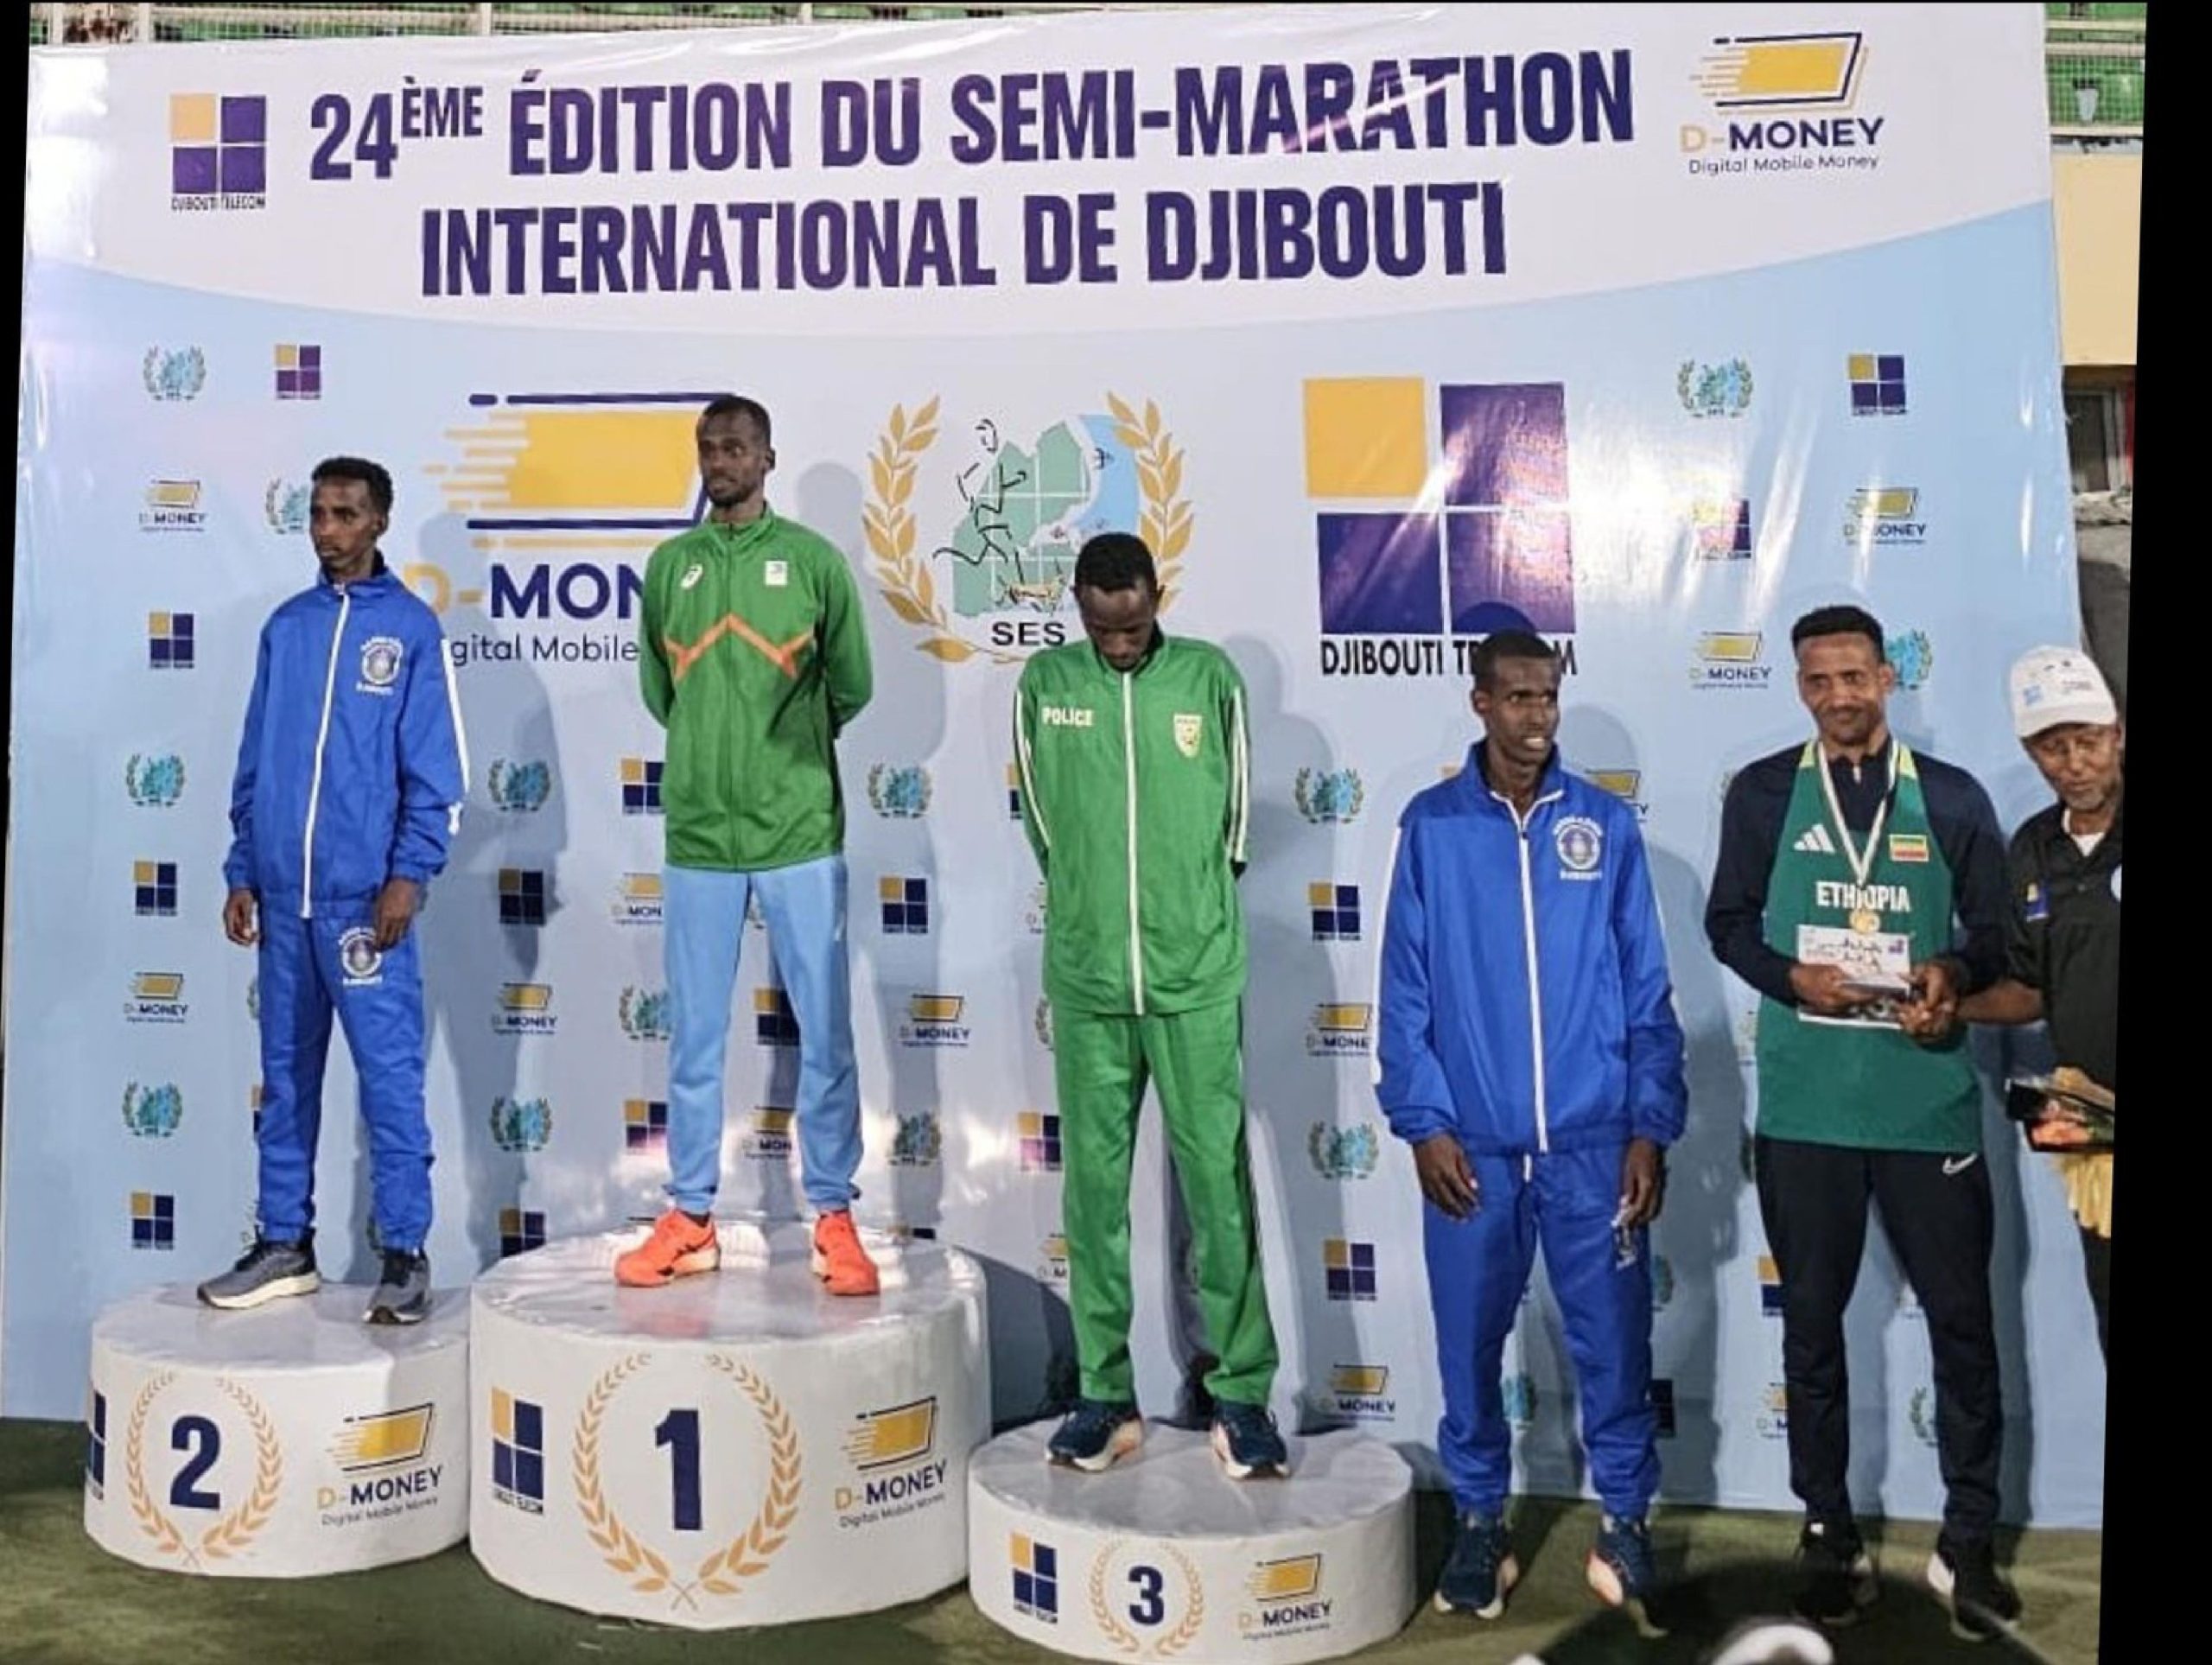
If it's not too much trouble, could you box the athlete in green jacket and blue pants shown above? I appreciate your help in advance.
[1014,532,1287,1478]
[618,396,881,1299]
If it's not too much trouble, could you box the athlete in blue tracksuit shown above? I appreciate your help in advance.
[199,456,467,1325]
[1376,633,1687,1630]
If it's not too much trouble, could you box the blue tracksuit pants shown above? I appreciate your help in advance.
[663,856,861,1216]
[1423,1142,1660,1521]
[254,905,433,1253]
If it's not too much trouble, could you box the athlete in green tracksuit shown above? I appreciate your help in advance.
[1013,531,1287,1478]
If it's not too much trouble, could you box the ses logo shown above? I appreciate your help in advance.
[489,1096,553,1153]
[142,482,207,535]
[1244,1554,1334,1639]
[1848,354,1909,417]
[1307,1122,1380,1181]
[1295,768,1365,825]
[490,982,557,1037]
[1308,882,1361,943]
[266,477,311,535]
[130,1191,178,1251]
[1011,1533,1061,1624]
[1682,32,1881,178]
[868,764,932,819]
[620,757,663,815]
[170,92,267,210]
[274,343,323,402]
[1306,1003,1373,1059]
[126,753,187,809]
[321,1404,443,1525]
[880,876,931,935]
[890,1113,943,1168]
[1323,1238,1377,1302]
[122,1082,185,1140]
[487,759,553,813]
[424,391,709,670]
[836,1398,950,1531]
[899,994,971,1049]
[1308,378,1578,680]
[1845,486,1927,547]
[1690,632,1773,691]
[1317,1364,1396,1426]
[143,346,207,403]
[866,394,1187,665]
[623,1098,669,1154]
[754,988,801,1048]
[124,972,189,1026]
[1016,1111,1063,1174]
[620,988,671,1042]
[1886,629,1934,692]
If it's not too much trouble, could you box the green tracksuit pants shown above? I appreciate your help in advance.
[1056,998,1280,1408]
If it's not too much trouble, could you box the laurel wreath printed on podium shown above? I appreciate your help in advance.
[570,1350,802,1611]
[865,393,1192,669]
[123,1371,283,1567]
[1087,1537,1206,1659]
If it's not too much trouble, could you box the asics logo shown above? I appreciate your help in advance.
[1941,1153,1980,1177]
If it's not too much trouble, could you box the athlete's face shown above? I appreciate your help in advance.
[1472,655,1560,762]
[2025,721,2124,817]
[697,410,774,512]
[1796,633,1893,750]
[310,478,385,581]
[1077,581,1159,672]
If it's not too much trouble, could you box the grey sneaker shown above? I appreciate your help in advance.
[366,1250,431,1325]
[198,1236,321,1311]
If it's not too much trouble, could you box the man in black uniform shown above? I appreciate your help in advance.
[1926,646,2120,1357]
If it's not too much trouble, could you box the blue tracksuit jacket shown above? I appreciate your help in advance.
[223,560,467,1251]
[1376,744,1687,1518]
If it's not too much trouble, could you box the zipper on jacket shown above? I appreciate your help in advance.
[1497,785,1565,1153]
[1122,670,1145,1016]
[299,589,353,919]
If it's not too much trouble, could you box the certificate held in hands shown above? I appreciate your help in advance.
[1796,917,1913,1026]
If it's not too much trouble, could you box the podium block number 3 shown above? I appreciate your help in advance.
[1128,1565,1166,1626]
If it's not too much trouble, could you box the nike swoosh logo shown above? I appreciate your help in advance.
[1942,1154,1980,1177]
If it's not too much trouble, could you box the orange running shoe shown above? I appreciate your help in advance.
[811,1211,880,1297]
[615,1210,720,1287]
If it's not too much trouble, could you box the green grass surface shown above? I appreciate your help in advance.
[2,1420,2101,1664]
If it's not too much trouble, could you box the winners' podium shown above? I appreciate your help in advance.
[84,1281,470,1576]
[968,1423,1416,1663]
[468,1221,990,1630]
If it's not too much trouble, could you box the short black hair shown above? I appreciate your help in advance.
[1790,604,1885,659]
[312,455,393,515]
[699,395,772,445]
[1074,531,1157,594]
[1472,629,1557,691]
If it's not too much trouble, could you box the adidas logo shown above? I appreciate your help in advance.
[1794,826,1837,855]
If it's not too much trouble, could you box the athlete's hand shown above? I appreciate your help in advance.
[1903,959,1961,1043]
[373,878,422,950]
[223,887,259,948]
[1414,1133,1478,1220]
[1618,1137,1665,1229]
[1788,962,1860,1016]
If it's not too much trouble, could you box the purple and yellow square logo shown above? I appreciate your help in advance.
[171,93,267,203]
[274,344,322,401]
[1307,378,1574,638]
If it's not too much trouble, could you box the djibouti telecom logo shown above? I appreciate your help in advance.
[865,396,1191,665]
[490,1096,553,1154]
[868,765,931,818]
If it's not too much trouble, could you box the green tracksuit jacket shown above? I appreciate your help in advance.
[639,510,873,872]
[1013,632,1252,1016]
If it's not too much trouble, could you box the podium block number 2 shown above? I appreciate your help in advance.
[654,1408,702,1533]
[170,1415,222,1511]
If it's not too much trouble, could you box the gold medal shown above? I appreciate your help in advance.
[1850,908,1882,934]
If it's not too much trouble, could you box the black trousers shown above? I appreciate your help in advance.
[1754,1135,2002,1541]
[2080,1224,2110,1360]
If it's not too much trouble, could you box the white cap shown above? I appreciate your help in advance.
[2009,645,2117,739]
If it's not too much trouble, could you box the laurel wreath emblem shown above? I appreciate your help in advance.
[570,1351,802,1611]
[1087,1539,1206,1659]
[865,394,1192,667]
[123,1373,283,1567]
